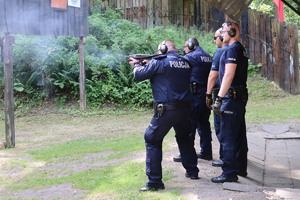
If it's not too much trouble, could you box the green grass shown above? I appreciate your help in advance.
[28,135,145,160]
[9,136,181,200]
[246,76,300,123]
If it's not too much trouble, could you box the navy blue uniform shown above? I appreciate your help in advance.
[184,46,213,157]
[218,42,248,177]
[134,50,199,189]
[211,45,229,161]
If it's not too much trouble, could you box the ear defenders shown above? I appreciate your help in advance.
[159,41,168,54]
[228,28,236,37]
[225,21,237,37]
[187,38,195,50]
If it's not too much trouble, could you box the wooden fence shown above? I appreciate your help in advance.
[244,9,299,94]
[97,0,299,94]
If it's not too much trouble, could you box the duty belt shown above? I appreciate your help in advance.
[154,102,191,118]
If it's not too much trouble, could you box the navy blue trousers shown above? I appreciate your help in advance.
[144,108,199,188]
[190,89,212,156]
[219,98,248,176]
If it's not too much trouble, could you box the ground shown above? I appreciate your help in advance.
[0,109,287,200]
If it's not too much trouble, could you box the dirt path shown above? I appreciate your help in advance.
[0,111,286,200]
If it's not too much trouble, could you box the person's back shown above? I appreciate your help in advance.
[134,52,191,104]
[185,45,212,86]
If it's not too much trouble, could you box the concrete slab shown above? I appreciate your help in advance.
[262,124,290,134]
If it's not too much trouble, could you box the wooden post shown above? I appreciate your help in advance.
[79,36,86,111]
[2,33,15,148]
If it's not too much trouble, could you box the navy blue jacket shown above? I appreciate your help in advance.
[184,46,212,86]
[133,51,191,104]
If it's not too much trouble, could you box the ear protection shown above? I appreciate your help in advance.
[228,28,236,37]
[187,38,195,50]
[159,41,168,54]
[218,29,224,42]
[225,21,237,37]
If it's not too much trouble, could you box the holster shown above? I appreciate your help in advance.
[190,82,198,94]
[228,85,248,102]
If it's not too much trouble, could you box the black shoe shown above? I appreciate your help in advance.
[237,171,248,177]
[212,160,224,167]
[139,185,165,192]
[211,174,238,183]
[197,153,212,161]
[173,155,182,162]
[185,173,199,180]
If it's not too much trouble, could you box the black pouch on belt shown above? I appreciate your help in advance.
[190,82,198,94]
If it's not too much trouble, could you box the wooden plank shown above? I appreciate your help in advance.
[154,0,161,26]
[176,0,183,26]
[79,37,86,110]
[271,18,280,84]
[289,25,300,94]
[254,11,260,65]
[265,17,274,81]
[24,0,41,35]
[0,0,7,33]
[183,0,190,28]
[259,13,267,77]
[277,22,284,90]
[81,0,89,36]
[282,23,290,92]
[248,9,255,64]
[5,0,26,34]
[161,0,168,26]
[240,8,248,50]
[146,0,153,28]
[2,33,15,148]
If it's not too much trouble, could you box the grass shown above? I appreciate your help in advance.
[1,76,300,199]
[246,76,300,123]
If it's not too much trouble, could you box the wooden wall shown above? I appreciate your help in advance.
[98,0,299,94]
[0,0,88,37]
[246,9,299,94]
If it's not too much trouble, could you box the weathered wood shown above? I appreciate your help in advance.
[259,13,267,77]
[266,17,274,81]
[161,0,168,26]
[282,23,290,92]
[2,33,15,148]
[248,9,255,63]
[0,0,88,37]
[183,0,190,28]
[254,11,261,65]
[154,0,161,26]
[79,37,86,111]
[147,0,154,28]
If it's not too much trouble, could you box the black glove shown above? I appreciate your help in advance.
[212,96,222,115]
[206,93,213,110]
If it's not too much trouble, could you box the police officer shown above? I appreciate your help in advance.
[129,40,199,191]
[173,38,213,162]
[211,21,248,183]
[206,28,229,167]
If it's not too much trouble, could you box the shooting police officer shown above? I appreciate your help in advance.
[129,40,199,191]
[173,38,213,162]
[211,21,249,183]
